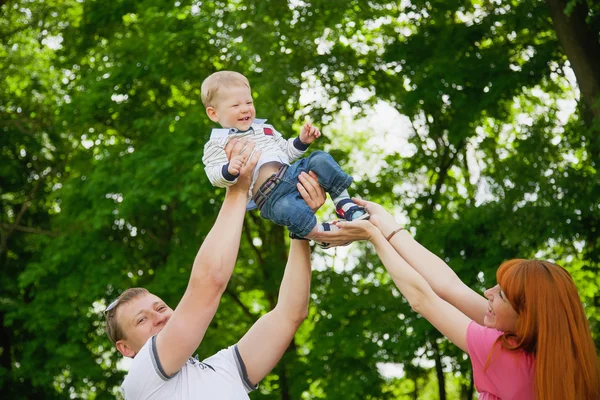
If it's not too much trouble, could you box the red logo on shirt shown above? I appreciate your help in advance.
[264,127,273,135]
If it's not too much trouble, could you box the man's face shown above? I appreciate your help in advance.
[115,293,173,357]
[208,85,256,131]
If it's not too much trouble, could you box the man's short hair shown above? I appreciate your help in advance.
[104,287,149,344]
[201,71,250,108]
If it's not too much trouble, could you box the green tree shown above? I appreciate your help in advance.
[1,0,598,399]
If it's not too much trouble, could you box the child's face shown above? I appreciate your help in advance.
[207,86,255,131]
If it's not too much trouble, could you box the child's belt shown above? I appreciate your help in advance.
[252,165,289,211]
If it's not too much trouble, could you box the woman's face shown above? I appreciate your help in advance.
[483,284,519,332]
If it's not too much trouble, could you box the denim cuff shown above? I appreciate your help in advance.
[328,175,354,200]
[222,164,239,181]
[293,137,310,151]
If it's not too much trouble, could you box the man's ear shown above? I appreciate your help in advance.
[206,107,219,123]
[116,340,136,358]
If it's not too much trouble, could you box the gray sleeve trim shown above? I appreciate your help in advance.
[150,335,178,381]
[233,344,258,392]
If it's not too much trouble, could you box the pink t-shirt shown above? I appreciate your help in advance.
[467,321,535,400]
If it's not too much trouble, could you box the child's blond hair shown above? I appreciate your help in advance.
[201,71,251,108]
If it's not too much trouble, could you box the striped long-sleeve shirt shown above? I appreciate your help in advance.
[202,118,309,207]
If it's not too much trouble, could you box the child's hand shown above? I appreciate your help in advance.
[228,155,245,175]
[299,122,321,145]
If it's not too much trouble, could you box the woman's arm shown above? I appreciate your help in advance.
[364,199,488,325]
[314,199,488,325]
[360,221,472,352]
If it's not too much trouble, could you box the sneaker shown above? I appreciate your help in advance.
[335,199,370,222]
[318,222,351,249]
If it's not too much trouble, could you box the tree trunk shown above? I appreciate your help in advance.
[468,370,475,400]
[279,360,290,400]
[0,311,11,372]
[546,0,600,119]
[432,340,447,400]
[460,369,475,400]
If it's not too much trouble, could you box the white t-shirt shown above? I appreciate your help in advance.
[121,335,257,399]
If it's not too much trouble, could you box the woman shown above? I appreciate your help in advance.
[314,199,600,400]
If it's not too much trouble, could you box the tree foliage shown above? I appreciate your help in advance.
[1,0,598,399]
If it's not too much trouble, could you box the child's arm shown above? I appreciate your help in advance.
[266,123,311,163]
[203,138,243,187]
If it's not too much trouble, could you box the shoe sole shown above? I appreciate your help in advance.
[319,240,353,249]
[336,210,371,222]
[353,212,370,221]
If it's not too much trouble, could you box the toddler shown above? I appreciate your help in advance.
[201,71,368,247]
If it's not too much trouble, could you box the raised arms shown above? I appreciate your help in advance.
[156,140,260,376]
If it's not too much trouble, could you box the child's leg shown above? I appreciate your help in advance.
[261,190,317,238]
[303,151,369,221]
[304,221,338,239]
[261,187,349,247]
[302,151,353,198]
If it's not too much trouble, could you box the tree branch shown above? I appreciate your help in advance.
[225,287,258,323]
[546,0,600,119]
[5,175,45,240]
[0,223,57,237]
[242,217,265,267]
[425,138,466,215]
[0,119,38,136]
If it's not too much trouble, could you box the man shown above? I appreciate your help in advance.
[104,139,326,399]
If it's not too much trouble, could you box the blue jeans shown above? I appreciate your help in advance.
[259,151,353,237]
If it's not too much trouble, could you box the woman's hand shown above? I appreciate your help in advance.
[297,171,326,213]
[352,198,402,238]
[311,219,380,247]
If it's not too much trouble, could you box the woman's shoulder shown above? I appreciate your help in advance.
[467,321,534,365]
[467,321,504,346]
[467,322,535,399]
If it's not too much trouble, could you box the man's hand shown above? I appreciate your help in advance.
[224,138,252,163]
[224,139,261,193]
[297,171,326,213]
[299,122,321,145]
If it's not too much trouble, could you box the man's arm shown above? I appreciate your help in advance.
[237,239,312,385]
[233,170,324,385]
[156,140,260,377]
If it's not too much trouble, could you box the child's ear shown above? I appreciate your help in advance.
[206,107,219,123]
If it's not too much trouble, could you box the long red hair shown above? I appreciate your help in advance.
[495,259,599,400]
